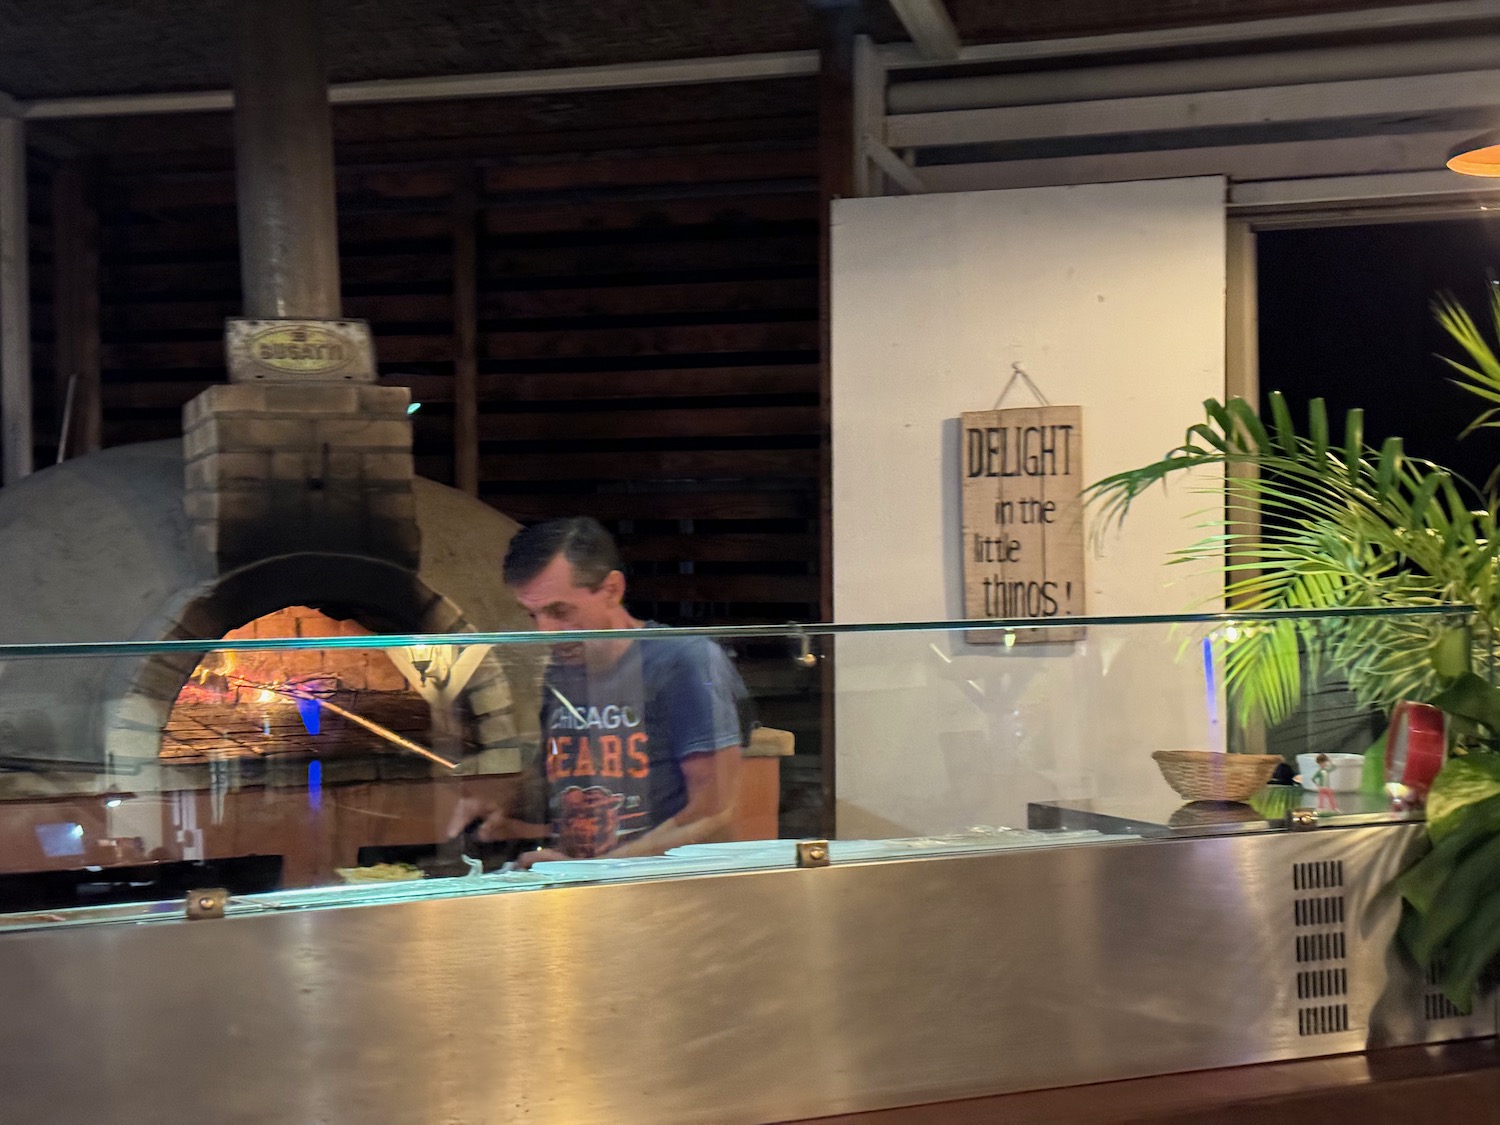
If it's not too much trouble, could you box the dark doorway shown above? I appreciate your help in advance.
[1257,217,1500,492]
[1253,215,1500,761]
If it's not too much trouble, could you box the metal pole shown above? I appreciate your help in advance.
[815,0,858,840]
[233,0,342,319]
[0,112,32,483]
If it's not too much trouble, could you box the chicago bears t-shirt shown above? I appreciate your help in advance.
[539,630,747,857]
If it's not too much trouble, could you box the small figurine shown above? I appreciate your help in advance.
[1312,753,1338,813]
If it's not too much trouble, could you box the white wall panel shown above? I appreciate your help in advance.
[831,178,1228,835]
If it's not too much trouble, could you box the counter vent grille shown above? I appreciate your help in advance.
[1293,896,1345,927]
[1295,968,1347,1000]
[1297,1004,1349,1036]
[1295,932,1346,963]
[1292,862,1349,1036]
[1292,860,1344,890]
[1425,994,1465,1021]
[1424,962,1466,1021]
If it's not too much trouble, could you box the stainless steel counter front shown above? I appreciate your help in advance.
[0,823,1490,1124]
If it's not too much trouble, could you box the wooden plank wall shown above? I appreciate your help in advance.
[42,137,821,629]
[27,114,828,839]
[26,168,60,467]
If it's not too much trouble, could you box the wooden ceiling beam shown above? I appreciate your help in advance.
[885,0,960,60]
[881,0,1500,69]
[885,68,1500,149]
[22,52,820,121]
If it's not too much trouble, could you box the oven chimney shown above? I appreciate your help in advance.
[182,0,419,576]
[233,0,342,320]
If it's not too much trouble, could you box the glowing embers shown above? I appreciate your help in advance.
[178,606,406,704]
[164,607,443,767]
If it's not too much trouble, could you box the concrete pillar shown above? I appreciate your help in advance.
[0,110,32,483]
[233,0,342,319]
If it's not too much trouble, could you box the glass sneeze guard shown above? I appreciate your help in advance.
[0,604,1470,931]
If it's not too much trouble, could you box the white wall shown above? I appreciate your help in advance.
[831,178,1228,837]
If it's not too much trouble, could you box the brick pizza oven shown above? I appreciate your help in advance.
[0,3,542,888]
[0,420,537,794]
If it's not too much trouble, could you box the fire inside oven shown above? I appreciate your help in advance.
[0,604,532,914]
[167,606,451,770]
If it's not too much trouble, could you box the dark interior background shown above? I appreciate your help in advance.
[1258,217,1500,494]
[1256,216,1500,759]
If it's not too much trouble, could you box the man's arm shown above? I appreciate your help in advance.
[605,745,741,858]
[516,746,742,867]
[599,639,748,858]
[444,755,555,845]
[445,793,554,843]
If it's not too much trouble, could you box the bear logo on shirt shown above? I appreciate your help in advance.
[558,785,626,857]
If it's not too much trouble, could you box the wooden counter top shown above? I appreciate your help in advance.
[796,1038,1500,1124]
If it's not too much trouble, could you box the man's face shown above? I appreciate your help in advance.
[512,553,623,660]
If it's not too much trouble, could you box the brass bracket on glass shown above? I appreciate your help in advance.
[185,888,229,920]
[796,840,831,868]
[1286,809,1319,831]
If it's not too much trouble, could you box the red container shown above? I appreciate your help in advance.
[1385,700,1447,801]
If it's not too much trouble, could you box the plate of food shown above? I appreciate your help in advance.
[335,862,426,884]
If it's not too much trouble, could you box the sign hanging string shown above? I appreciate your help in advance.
[992,362,1051,409]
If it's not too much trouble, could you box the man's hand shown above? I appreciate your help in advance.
[446,794,556,845]
[517,847,570,869]
[446,797,533,843]
[444,795,505,841]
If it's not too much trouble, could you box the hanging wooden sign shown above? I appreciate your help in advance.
[960,405,1085,643]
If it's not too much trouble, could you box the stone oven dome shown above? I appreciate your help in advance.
[0,439,534,780]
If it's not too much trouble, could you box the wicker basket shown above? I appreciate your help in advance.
[1152,750,1281,803]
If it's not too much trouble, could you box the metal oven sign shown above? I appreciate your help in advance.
[224,318,377,383]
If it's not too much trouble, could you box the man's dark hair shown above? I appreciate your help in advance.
[503,516,623,589]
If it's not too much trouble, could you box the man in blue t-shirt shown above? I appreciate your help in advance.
[447,517,747,865]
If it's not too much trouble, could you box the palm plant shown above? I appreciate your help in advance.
[1090,382,1499,727]
[1087,290,1500,1012]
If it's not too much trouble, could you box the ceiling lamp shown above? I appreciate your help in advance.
[1447,132,1500,177]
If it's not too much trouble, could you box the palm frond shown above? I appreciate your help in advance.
[1087,390,1495,726]
[1436,290,1500,440]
